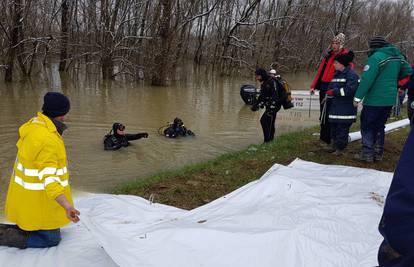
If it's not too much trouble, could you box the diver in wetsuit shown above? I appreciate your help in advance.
[162,118,195,138]
[251,68,285,143]
[104,123,148,150]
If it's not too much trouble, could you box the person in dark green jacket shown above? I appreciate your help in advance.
[353,36,412,162]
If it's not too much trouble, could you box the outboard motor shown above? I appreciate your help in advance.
[240,84,258,105]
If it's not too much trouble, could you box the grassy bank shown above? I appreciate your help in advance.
[113,123,410,210]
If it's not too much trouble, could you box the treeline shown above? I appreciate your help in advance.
[0,0,413,85]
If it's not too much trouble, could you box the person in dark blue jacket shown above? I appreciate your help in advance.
[325,51,359,155]
[378,128,414,266]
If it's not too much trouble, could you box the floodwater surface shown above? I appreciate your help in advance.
[0,68,318,215]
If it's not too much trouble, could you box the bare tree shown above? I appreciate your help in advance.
[0,0,412,84]
[5,0,24,82]
[59,0,70,71]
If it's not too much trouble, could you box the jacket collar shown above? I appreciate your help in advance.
[51,118,67,135]
[35,112,59,134]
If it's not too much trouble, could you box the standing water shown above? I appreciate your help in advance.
[0,67,318,216]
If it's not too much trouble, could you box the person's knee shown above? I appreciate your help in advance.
[45,230,61,247]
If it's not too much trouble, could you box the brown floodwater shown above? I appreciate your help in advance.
[0,67,318,216]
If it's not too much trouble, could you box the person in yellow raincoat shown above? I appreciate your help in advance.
[1,92,80,249]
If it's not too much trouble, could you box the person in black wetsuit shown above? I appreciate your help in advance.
[163,118,195,138]
[251,68,286,143]
[103,123,148,150]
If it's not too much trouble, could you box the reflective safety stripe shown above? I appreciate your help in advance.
[56,167,67,176]
[329,115,357,119]
[340,88,345,96]
[44,177,69,187]
[14,176,44,190]
[38,167,59,180]
[14,175,69,190]
[354,97,362,102]
[379,56,403,67]
[16,162,67,180]
[331,79,346,82]
[16,163,39,176]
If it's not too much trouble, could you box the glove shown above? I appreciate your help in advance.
[326,89,334,96]
[138,132,149,138]
[310,88,315,95]
[251,105,259,112]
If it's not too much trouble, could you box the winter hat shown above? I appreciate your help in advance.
[335,51,354,67]
[255,68,269,81]
[332,33,346,48]
[369,36,389,49]
[42,92,70,118]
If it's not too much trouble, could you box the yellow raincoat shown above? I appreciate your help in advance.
[5,112,73,231]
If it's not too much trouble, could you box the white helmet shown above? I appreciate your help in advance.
[269,69,277,75]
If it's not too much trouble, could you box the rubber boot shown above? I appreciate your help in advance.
[354,152,374,163]
[0,227,28,249]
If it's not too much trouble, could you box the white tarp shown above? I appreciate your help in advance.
[0,159,392,267]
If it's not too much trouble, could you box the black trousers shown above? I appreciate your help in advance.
[260,109,277,143]
[319,90,331,144]
[330,122,352,151]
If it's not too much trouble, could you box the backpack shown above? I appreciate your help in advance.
[276,76,294,109]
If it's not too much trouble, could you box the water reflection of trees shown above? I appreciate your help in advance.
[0,0,412,85]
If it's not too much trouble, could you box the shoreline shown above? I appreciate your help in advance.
[113,122,410,210]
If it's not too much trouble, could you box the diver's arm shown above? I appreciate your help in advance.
[125,133,149,141]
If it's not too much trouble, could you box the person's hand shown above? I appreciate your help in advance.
[140,132,149,138]
[251,105,259,112]
[310,88,315,95]
[326,89,334,96]
[353,101,359,108]
[66,206,80,223]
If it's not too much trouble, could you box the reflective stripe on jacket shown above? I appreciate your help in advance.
[5,112,73,231]
[328,67,360,123]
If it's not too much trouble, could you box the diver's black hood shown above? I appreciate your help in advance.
[112,122,124,137]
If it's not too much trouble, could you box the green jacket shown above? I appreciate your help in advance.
[354,45,412,106]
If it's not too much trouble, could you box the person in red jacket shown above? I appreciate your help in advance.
[310,33,354,146]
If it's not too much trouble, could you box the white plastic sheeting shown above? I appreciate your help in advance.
[348,118,410,142]
[0,159,392,267]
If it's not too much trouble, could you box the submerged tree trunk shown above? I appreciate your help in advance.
[101,0,121,80]
[5,0,23,82]
[151,0,173,86]
[59,0,70,71]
